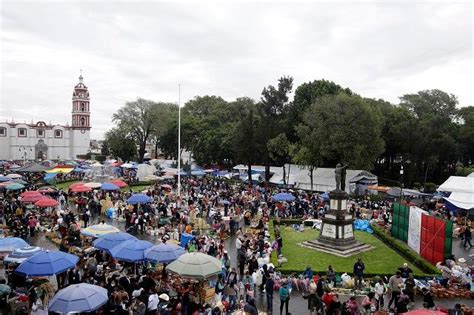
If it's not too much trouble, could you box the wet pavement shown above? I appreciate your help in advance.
[5,211,472,314]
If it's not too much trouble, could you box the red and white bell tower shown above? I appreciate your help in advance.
[71,73,91,129]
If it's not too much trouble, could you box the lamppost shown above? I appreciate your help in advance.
[400,164,404,203]
[19,146,32,163]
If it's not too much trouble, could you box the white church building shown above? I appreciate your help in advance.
[0,74,91,161]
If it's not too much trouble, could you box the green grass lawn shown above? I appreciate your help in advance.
[270,221,425,276]
[54,180,79,191]
[53,181,151,193]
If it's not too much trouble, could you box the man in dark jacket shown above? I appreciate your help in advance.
[353,257,365,290]
[265,276,274,313]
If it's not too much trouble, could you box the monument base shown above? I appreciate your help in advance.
[300,239,373,258]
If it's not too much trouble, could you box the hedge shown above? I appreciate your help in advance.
[371,224,439,275]
[274,219,314,227]
[129,181,154,187]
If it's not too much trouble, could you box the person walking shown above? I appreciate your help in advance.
[265,275,274,314]
[279,281,290,315]
[463,226,472,248]
[388,271,403,310]
[353,257,365,290]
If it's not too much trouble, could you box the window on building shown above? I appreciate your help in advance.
[54,130,63,138]
[37,129,45,138]
[0,127,6,137]
[81,103,85,111]
[80,117,86,126]
[18,128,27,137]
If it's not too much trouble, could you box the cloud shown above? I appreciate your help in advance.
[1,1,472,139]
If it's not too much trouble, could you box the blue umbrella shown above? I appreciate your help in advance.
[93,232,137,253]
[0,176,10,182]
[100,182,120,191]
[5,183,25,191]
[191,170,205,176]
[145,243,186,264]
[4,246,43,264]
[272,192,295,202]
[219,199,231,205]
[0,237,29,252]
[127,193,153,204]
[49,283,108,313]
[15,250,79,277]
[109,239,153,262]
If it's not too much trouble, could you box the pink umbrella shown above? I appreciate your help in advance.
[161,184,172,190]
[21,194,48,204]
[109,179,128,188]
[35,198,59,208]
[70,185,91,193]
[20,191,42,197]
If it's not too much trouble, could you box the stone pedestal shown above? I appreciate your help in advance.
[301,190,373,257]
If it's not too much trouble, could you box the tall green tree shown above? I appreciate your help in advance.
[300,93,384,170]
[181,96,238,166]
[102,128,137,162]
[112,98,161,162]
[289,79,352,141]
[258,76,293,181]
[458,106,474,164]
[399,89,459,184]
[232,97,260,184]
[267,133,291,186]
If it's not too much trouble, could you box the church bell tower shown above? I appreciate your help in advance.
[71,73,91,129]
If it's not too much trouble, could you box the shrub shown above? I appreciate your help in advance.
[423,182,437,193]
[371,224,439,275]
[413,182,422,190]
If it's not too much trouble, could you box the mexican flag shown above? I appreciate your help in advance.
[391,203,452,265]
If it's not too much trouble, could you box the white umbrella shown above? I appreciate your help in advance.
[6,174,22,179]
[166,252,222,279]
[84,182,102,188]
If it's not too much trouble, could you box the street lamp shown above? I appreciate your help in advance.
[400,165,404,203]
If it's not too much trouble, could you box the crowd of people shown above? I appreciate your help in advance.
[0,161,473,314]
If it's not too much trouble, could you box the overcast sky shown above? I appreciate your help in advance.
[1,1,472,139]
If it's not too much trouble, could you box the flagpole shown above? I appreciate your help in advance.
[177,84,181,200]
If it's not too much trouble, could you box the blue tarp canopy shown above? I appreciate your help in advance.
[43,173,58,184]
[353,219,373,233]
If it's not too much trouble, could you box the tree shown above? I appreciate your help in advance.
[289,79,352,141]
[149,103,178,158]
[301,93,384,170]
[232,97,260,184]
[258,76,293,181]
[102,128,137,162]
[181,96,238,166]
[267,133,291,186]
[112,98,162,162]
[399,90,459,183]
[457,106,474,164]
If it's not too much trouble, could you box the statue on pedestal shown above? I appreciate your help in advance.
[335,163,348,191]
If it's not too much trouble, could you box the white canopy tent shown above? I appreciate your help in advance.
[438,176,474,210]
[438,176,474,194]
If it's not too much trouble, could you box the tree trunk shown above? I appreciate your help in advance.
[265,162,270,183]
[154,141,159,159]
[310,167,314,193]
[138,143,146,163]
[247,162,252,188]
[282,165,287,187]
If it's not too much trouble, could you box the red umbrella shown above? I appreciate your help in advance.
[109,179,128,188]
[37,187,57,194]
[69,182,85,189]
[21,194,48,203]
[35,198,59,207]
[405,310,447,315]
[20,191,42,197]
[70,185,91,193]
